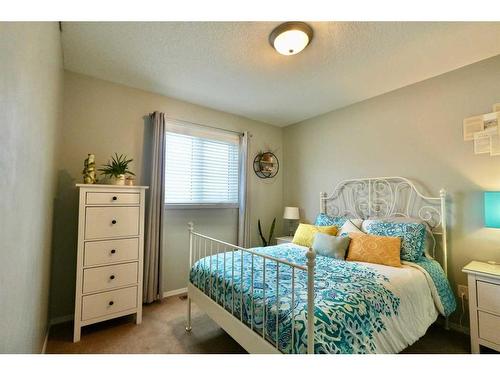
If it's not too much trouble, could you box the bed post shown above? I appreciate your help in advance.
[439,189,449,330]
[320,192,327,214]
[306,247,316,354]
[186,222,194,332]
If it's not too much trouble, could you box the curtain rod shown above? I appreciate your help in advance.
[163,115,247,137]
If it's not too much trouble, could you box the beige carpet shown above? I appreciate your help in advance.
[46,295,471,354]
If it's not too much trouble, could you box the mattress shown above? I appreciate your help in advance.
[189,243,454,354]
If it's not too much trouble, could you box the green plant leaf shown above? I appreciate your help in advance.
[268,217,276,245]
[258,219,268,247]
[98,153,135,178]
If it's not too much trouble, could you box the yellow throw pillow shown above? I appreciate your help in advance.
[292,224,338,247]
[346,233,402,267]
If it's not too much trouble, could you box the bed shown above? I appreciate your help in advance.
[185,176,456,354]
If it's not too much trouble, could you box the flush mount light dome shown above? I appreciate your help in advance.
[269,22,313,56]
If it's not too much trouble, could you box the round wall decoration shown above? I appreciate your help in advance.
[253,151,279,179]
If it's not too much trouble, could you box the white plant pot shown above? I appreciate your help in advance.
[113,174,126,185]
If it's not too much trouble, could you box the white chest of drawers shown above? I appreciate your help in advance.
[73,184,148,342]
[463,261,500,353]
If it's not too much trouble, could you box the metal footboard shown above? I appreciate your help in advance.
[186,222,316,354]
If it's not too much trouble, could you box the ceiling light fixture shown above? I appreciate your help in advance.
[269,22,313,56]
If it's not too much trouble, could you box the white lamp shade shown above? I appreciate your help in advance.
[273,29,310,55]
[283,206,300,220]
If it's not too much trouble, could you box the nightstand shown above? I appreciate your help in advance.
[462,261,500,353]
[276,236,294,245]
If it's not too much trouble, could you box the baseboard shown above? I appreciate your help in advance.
[49,314,74,326]
[448,321,470,335]
[41,328,49,354]
[435,316,470,335]
[163,287,188,298]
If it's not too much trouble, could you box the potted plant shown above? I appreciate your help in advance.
[258,218,276,247]
[98,153,135,185]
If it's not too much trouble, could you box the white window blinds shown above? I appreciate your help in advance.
[165,120,240,206]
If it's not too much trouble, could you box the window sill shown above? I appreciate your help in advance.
[165,203,239,210]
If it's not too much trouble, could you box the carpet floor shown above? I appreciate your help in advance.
[46,295,472,354]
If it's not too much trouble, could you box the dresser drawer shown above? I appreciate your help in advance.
[477,281,500,315]
[81,286,138,321]
[84,238,139,266]
[86,192,140,205]
[85,206,140,239]
[478,311,500,344]
[83,262,138,294]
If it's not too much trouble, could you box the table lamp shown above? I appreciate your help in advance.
[483,192,500,266]
[283,206,300,236]
[484,192,500,228]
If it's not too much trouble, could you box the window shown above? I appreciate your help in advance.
[165,120,240,208]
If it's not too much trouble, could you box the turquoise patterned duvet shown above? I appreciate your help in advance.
[189,243,455,354]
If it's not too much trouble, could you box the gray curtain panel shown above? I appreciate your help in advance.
[143,111,166,303]
[238,131,250,247]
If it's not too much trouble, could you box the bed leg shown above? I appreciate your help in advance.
[186,297,192,332]
[306,248,316,354]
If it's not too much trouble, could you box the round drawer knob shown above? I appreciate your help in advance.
[110,249,116,254]
[112,196,117,201]
[111,219,117,224]
[108,301,114,306]
[110,275,115,280]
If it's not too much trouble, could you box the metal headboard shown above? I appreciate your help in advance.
[320,176,448,276]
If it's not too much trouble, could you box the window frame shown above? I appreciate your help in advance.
[164,119,241,210]
[164,202,239,210]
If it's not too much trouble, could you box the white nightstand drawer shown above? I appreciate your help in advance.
[86,192,140,205]
[85,206,140,239]
[81,286,138,321]
[477,280,500,315]
[84,238,139,267]
[478,311,500,345]
[463,261,500,353]
[83,262,138,294]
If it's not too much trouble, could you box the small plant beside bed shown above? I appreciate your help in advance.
[258,218,276,246]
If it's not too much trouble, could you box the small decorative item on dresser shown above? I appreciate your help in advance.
[283,206,300,236]
[82,153,97,184]
[253,151,279,179]
[462,261,500,353]
[98,153,135,185]
[125,176,135,186]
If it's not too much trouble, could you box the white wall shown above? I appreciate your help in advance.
[0,22,63,353]
[283,54,500,323]
[51,71,283,318]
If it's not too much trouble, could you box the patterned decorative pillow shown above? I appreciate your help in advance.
[292,223,338,247]
[363,221,426,262]
[314,213,348,228]
[346,233,402,267]
[364,216,434,258]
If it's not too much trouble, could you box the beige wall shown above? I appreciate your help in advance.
[283,54,500,322]
[52,47,500,326]
[0,23,63,352]
[51,71,283,318]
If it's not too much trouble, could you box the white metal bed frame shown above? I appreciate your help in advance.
[185,176,449,354]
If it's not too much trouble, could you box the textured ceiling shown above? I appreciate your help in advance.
[61,22,500,126]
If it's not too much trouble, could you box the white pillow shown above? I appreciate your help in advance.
[339,218,364,237]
